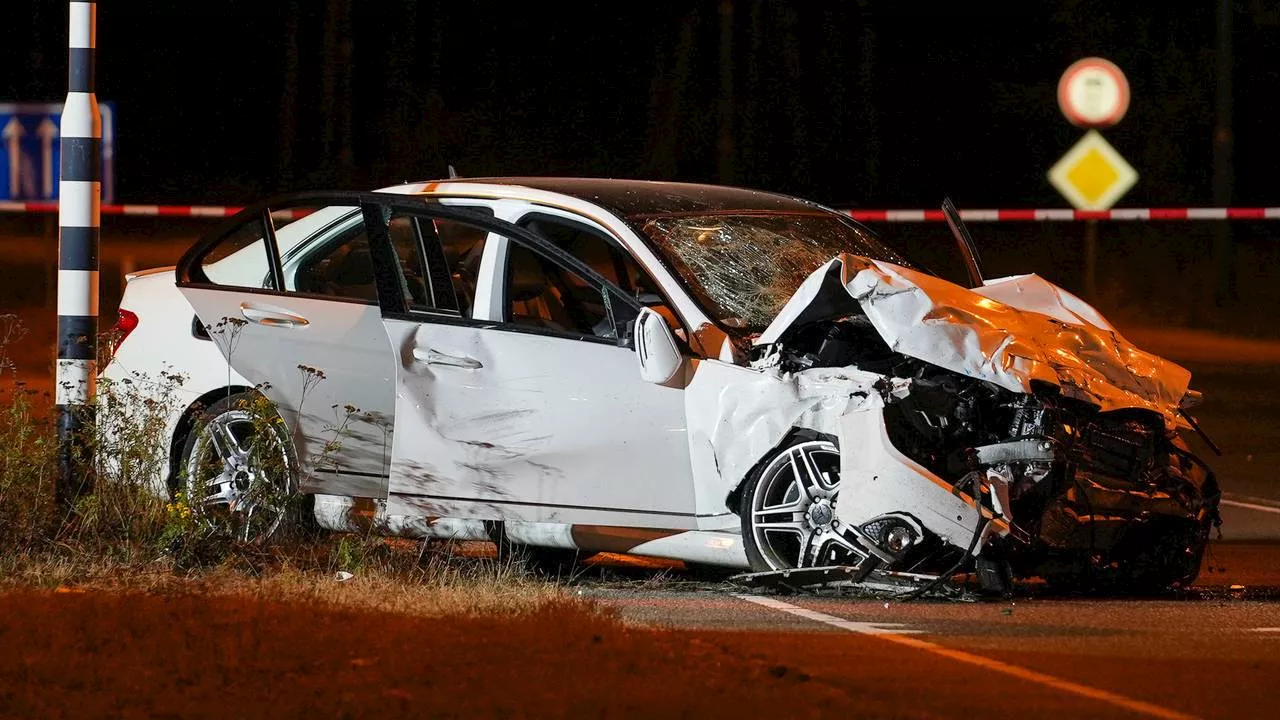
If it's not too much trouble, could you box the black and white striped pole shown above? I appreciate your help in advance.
[56,0,100,506]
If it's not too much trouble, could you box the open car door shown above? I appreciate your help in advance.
[174,194,397,498]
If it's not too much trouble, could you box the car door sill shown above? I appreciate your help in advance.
[387,490,730,519]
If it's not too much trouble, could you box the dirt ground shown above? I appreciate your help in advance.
[4,583,1210,720]
[0,588,914,719]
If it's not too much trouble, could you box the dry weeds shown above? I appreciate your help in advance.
[1,311,584,620]
[2,535,582,621]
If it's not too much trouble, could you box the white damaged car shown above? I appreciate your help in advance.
[103,179,1220,593]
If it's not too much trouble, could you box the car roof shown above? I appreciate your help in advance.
[390,177,828,218]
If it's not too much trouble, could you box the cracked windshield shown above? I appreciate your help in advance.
[639,212,916,332]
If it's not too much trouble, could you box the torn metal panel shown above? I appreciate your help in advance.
[685,360,891,497]
[973,439,1056,466]
[730,565,871,589]
[973,273,1115,332]
[730,566,963,599]
[683,354,999,561]
[834,406,995,551]
[757,255,1191,423]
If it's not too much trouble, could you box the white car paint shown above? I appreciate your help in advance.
[179,287,396,498]
[382,315,697,527]
[103,178,1208,577]
[758,254,1191,421]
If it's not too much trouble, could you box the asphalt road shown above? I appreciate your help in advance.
[583,355,1280,720]
[1169,357,1280,541]
[587,540,1280,719]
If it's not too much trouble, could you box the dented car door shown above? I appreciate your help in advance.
[372,202,697,528]
[174,196,397,499]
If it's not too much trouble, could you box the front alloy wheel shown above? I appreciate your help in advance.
[741,438,867,571]
[181,392,295,543]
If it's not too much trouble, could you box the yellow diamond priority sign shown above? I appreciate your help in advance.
[1047,130,1138,210]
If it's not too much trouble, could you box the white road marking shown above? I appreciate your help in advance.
[734,594,1198,720]
[735,594,922,635]
[1220,499,1280,515]
[1250,627,1280,633]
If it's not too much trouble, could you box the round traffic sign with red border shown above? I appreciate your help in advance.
[1057,57,1130,128]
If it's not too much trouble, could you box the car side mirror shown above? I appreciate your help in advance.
[633,307,684,386]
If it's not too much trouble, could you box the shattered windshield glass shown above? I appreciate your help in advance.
[638,212,918,333]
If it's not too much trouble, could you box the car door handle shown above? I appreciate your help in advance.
[240,303,309,328]
[412,347,483,369]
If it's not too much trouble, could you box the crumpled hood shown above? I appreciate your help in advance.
[756,254,1191,421]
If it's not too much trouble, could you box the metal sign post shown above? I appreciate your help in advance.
[1049,58,1136,299]
[56,0,100,506]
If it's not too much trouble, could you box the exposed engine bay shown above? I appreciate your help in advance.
[724,203,1220,596]
[747,314,1220,593]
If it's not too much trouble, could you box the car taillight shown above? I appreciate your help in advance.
[111,309,139,355]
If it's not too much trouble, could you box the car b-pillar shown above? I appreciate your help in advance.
[56,1,100,505]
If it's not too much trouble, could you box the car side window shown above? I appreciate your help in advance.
[520,214,655,296]
[385,216,436,310]
[385,208,496,317]
[198,213,277,290]
[520,213,683,335]
[190,201,394,302]
[504,242,617,340]
[286,212,378,302]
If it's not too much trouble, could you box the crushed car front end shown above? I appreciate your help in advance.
[742,255,1220,592]
[630,201,1220,593]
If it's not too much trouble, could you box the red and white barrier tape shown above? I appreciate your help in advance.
[0,201,243,217]
[4,200,1280,222]
[846,207,1280,222]
[0,202,314,220]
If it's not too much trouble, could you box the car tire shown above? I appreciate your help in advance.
[178,391,307,544]
[740,432,855,572]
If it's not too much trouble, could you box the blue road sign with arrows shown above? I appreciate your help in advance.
[0,102,115,203]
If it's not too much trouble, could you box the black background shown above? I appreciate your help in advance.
[3,1,1276,208]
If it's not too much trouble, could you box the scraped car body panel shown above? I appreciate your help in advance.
[758,254,1191,422]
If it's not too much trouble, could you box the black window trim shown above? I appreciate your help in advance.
[176,191,647,343]
[277,206,364,267]
[368,198,644,345]
[397,206,498,315]
[516,209,685,336]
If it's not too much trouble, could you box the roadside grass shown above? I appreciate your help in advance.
[0,313,578,617]
[1,535,577,619]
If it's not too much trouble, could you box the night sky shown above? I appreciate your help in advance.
[4,1,1278,208]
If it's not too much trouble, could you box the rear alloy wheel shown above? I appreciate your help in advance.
[741,438,866,571]
[180,392,297,544]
